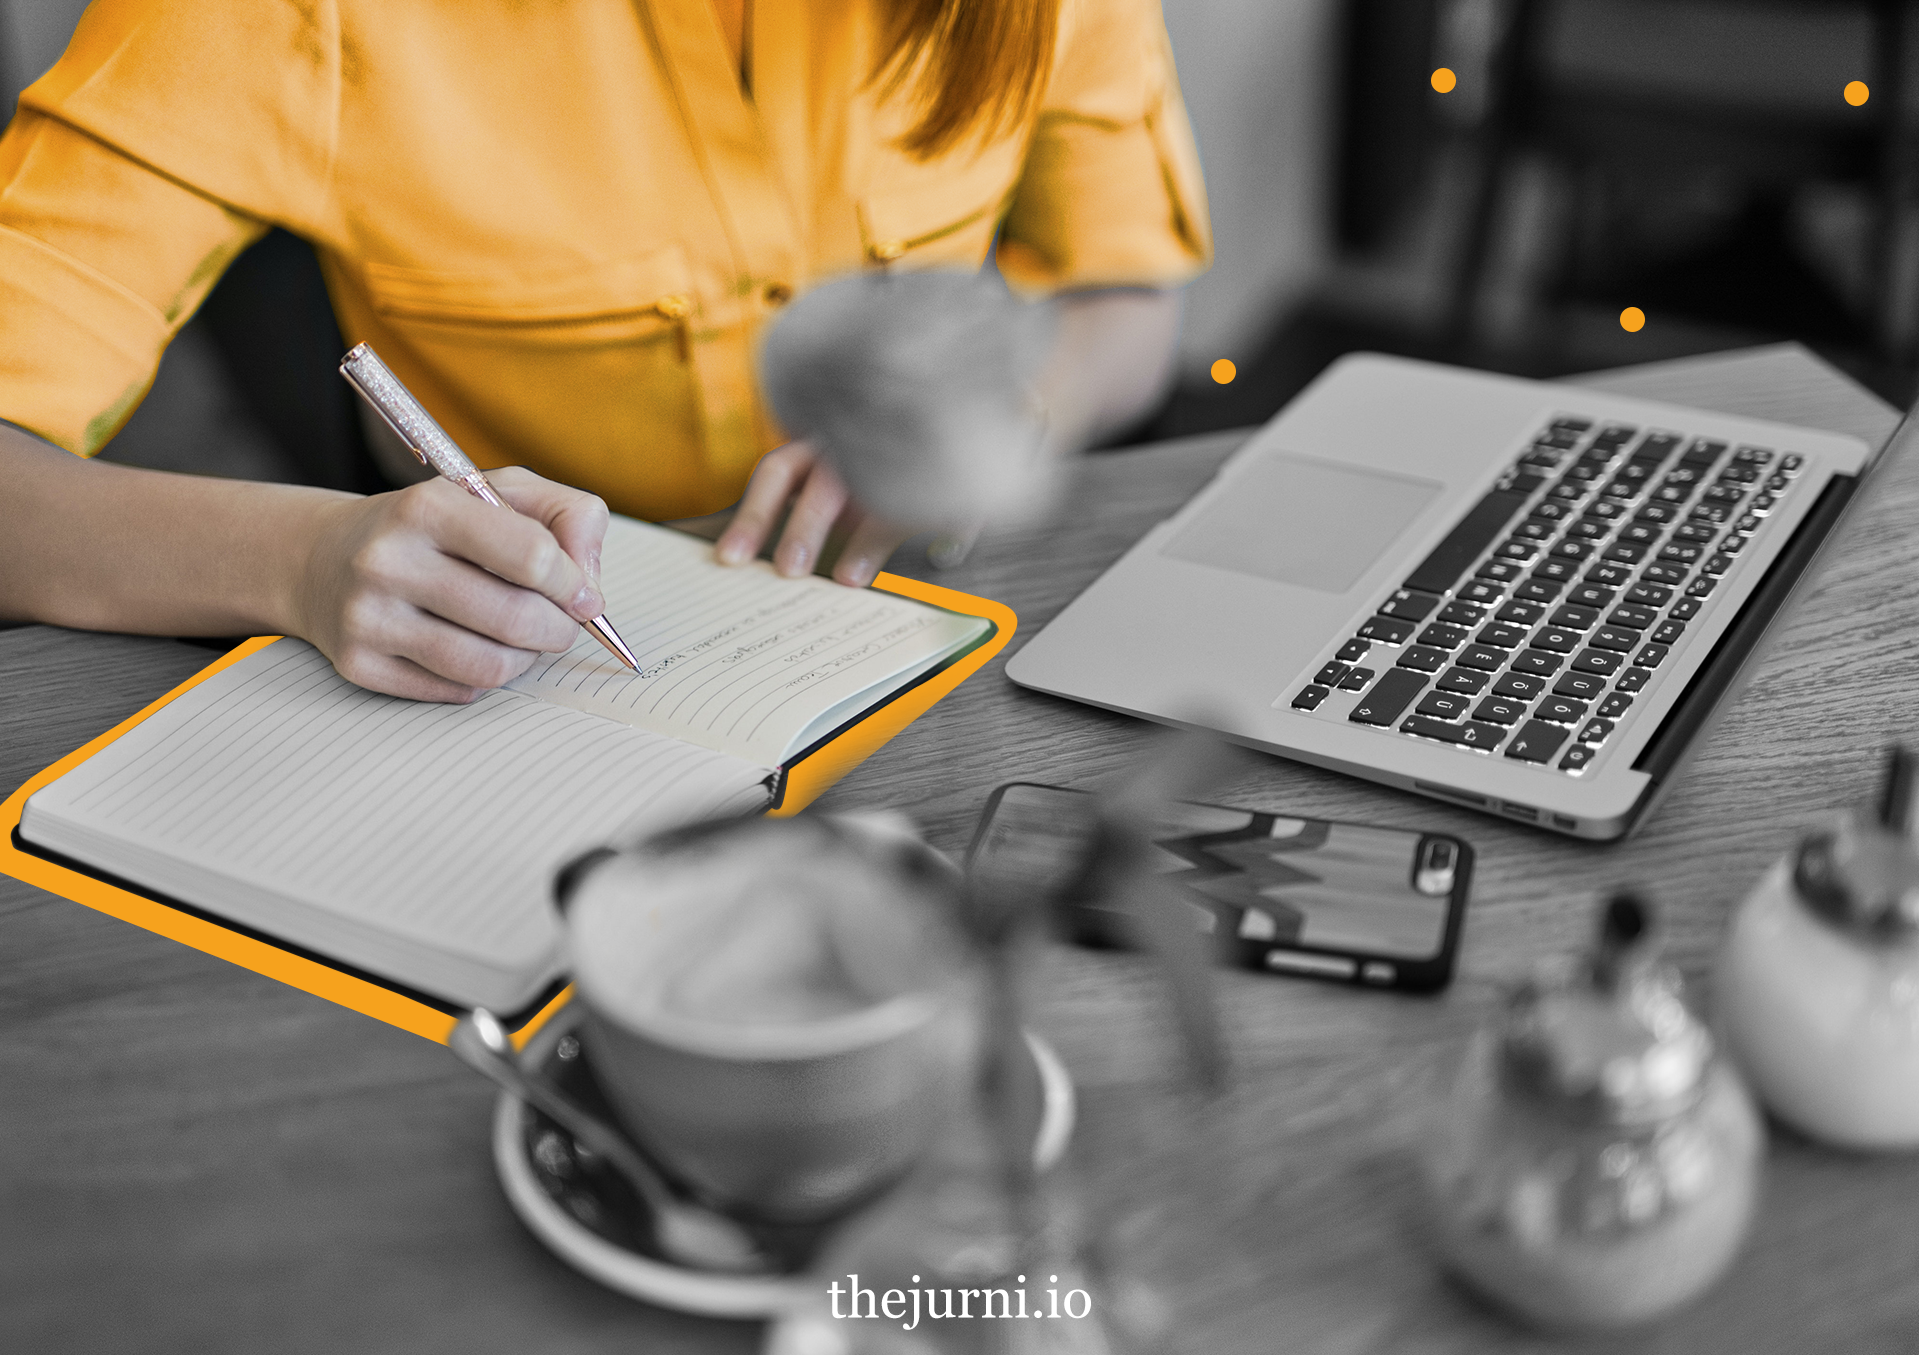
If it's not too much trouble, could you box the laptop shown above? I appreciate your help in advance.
[1007,353,1891,839]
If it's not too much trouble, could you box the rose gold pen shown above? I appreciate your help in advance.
[338,343,639,671]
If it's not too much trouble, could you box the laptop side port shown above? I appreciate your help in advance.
[1552,814,1578,831]
[1501,802,1538,821]
[1415,780,1487,806]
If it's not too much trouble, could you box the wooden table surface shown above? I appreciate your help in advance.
[4,344,1916,1354]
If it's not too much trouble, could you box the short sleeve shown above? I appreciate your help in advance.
[0,0,337,454]
[0,112,267,454]
[995,0,1213,294]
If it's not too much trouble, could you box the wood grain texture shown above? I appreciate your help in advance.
[2,345,1914,1353]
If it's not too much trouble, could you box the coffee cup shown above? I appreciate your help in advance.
[555,814,981,1222]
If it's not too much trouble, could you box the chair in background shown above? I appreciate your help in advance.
[1442,0,1919,376]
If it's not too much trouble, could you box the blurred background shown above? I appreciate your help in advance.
[4,0,1915,486]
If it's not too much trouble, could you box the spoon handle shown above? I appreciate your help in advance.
[448,1015,676,1214]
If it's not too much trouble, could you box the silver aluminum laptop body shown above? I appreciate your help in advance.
[1007,354,1878,839]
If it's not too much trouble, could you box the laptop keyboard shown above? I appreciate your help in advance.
[1285,416,1806,774]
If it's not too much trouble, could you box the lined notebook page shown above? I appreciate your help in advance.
[22,640,772,1008]
[508,519,988,765]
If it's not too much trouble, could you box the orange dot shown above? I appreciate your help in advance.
[1211,358,1236,385]
[1845,80,1870,107]
[1620,306,1646,333]
[1431,67,1457,94]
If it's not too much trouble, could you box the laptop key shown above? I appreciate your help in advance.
[1586,563,1634,587]
[1559,744,1597,772]
[1437,667,1492,695]
[1438,601,1488,625]
[1358,615,1417,644]
[1458,579,1506,604]
[1496,540,1539,561]
[1476,559,1525,582]
[1634,502,1677,523]
[1400,715,1470,743]
[1674,522,1718,544]
[1616,667,1653,692]
[1659,543,1703,565]
[1396,645,1448,672]
[1603,542,1648,564]
[1534,559,1580,582]
[1609,604,1657,629]
[1515,579,1564,602]
[1598,692,1634,718]
[1497,600,1547,625]
[1567,584,1617,609]
[1626,582,1672,606]
[1530,626,1581,653]
[1494,672,1547,700]
[1417,691,1474,721]
[1337,638,1371,662]
[1579,718,1615,744]
[1589,627,1639,652]
[1315,662,1351,686]
[1687,576,1718,598]
[1536,695,1589,724]
[1703,554,1733,575]
[1642,563,1688,586]
[1571,648,1625,677]
[1553,671,1607,700]
[1511,649,1564,676]
[1379,589,1442,620]
[1292,685,1331,711]
[1473,695,1528,725]
[1339,667,1375,690]
[1505,720,1570,763]
[1457,645,1508,671]
[1550,604,1599,629]
[1635,644,1670,669]
[1456,721,1508,750]
[1349,670,1427,725]
[1616,522,1662,547]
[1401,488,1537,595]
[1476,622,1528,649]
[1417,623,1470,650]
[1651,620,1686,645]
[1670,598,1702,620]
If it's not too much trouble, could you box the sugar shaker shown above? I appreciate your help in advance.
[1716,745,1919,1149]
[1421,894,1763,1330]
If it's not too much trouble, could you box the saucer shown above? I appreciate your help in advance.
[491,1005,1076,1318]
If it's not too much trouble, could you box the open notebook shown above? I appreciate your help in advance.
[18,518,990,1013]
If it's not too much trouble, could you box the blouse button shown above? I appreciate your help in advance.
[763,281,794,307]
[868,240,905,264]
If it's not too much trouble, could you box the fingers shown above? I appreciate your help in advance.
[717,442,814,566]
[832,512,911,587]
[327,593,541,701]
[488,466,611,607]
[409,478,604,623]
[773,459,850,577]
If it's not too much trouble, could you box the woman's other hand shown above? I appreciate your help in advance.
[713,441,912,587]
[294,466,610,702]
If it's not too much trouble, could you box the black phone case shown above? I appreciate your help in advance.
[965,782,1474,993]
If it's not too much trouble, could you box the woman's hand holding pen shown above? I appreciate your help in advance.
[293,467,611,704]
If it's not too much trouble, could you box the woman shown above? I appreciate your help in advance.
[0,0,1209,701]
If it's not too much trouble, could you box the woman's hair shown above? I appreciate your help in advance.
[874,0,1059,158]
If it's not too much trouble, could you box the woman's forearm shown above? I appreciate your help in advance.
[1042,287,1185,451]
[0,422,349,635]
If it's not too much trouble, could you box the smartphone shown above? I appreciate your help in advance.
[966,783,1473,993]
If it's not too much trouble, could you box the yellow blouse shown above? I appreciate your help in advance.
[0,0,1211,520]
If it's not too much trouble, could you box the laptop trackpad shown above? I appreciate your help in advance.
[1161,453,1443,595]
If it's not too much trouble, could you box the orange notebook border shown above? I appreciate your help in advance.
[0,574,1014,1047]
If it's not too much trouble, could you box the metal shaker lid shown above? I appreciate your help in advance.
[1794,746,1919,938]
[1501,894,1714,1126]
